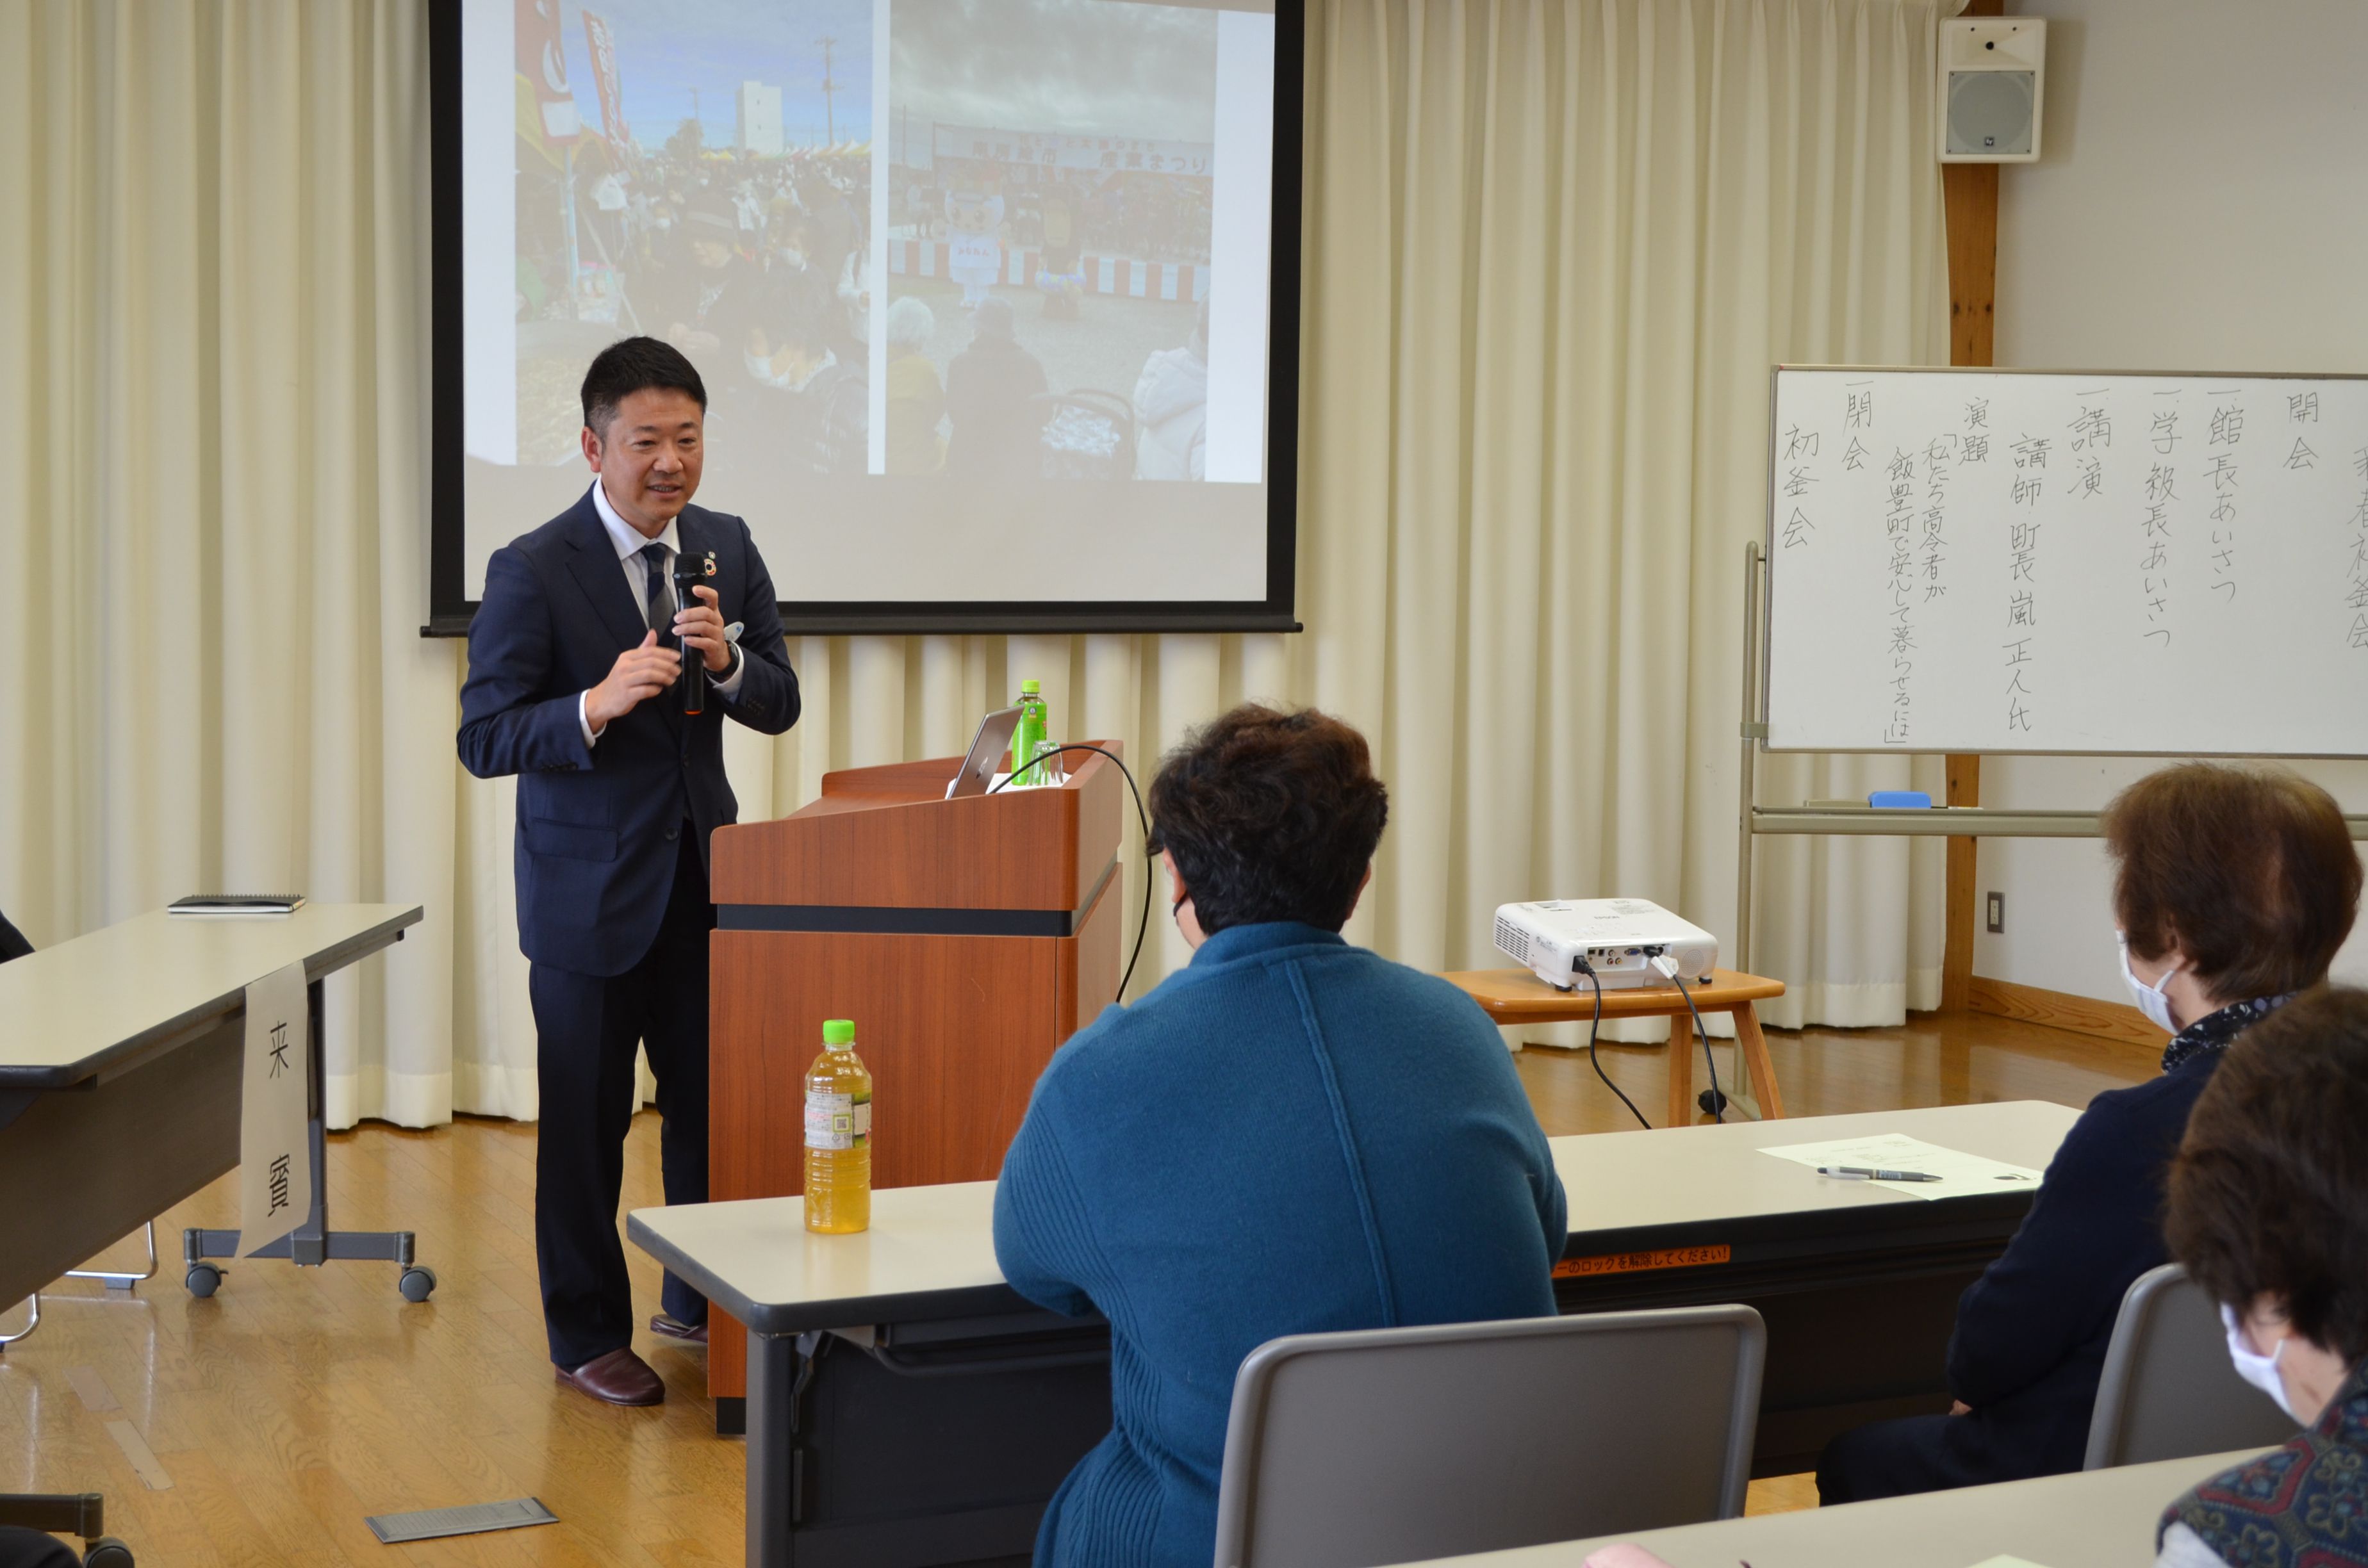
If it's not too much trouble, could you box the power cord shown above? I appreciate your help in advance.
[1574,959,1652,1131]
[1649,954,1723,1124]
[987,744,1155,1006]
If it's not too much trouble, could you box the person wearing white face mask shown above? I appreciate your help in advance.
[2155,987,2368,1568]
[1821,764,2361,1505]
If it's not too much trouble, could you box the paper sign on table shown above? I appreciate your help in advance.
[237,960,313,1255]
[1757,1132,2044,1200]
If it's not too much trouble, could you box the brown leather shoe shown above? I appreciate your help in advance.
[650,1313,708,1345]
[555,1346,664,1406]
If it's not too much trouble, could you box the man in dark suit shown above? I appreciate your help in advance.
[458,338,799,1407]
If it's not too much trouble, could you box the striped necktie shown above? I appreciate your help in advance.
[638,542,675,642]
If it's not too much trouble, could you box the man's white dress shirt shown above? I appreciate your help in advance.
[579,479,746,746]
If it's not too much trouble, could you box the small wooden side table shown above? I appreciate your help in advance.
[1440,968,1789,1125]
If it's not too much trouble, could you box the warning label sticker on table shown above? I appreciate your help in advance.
[1553,1245,1731,1278]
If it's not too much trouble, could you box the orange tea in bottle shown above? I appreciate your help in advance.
[803,1018,872,1234]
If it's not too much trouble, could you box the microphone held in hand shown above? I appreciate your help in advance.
[671,559,707,715]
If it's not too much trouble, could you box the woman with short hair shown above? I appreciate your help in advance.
[994,704,1567,1568]
[1820,763,2361,1503]
[2106,765,2363,1048]
[2157,986,2368,1567]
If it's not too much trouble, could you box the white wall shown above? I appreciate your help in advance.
[1982,0,2368,1002]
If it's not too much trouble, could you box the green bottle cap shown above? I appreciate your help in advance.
[822,1019,856,1045]
[1020,679,1041,694]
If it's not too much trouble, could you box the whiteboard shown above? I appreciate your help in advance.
[1763,367,2368,755]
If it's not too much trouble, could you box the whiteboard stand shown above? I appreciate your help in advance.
[1734,559,2368,1036]
[1759,366,2368,755]
[1731,365,2368,1105]
[1736,540,1769,981]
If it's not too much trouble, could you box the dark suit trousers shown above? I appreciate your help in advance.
[530,829,712,1369]
[0,1528,81,1568]
[1817,1409,2053,1503]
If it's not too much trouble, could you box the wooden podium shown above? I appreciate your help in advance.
[703,744,1126,1407]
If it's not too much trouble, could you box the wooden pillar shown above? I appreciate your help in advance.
[1939,0,2002,1011]
[1942,755,1982,1011]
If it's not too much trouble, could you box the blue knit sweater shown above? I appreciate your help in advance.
[994,922,1569,1568]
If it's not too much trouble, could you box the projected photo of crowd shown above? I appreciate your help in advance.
[885,0,1220,481]
[510,0,875,471]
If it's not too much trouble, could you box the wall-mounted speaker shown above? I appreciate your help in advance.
[1939,17,2046,163]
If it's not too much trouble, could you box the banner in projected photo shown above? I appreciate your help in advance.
[582,8,630,158]
[928,123,1214,178]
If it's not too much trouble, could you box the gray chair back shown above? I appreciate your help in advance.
[1210,1305,1764,1568]
[2085,1262,2298,1469]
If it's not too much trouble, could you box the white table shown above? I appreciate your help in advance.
[1381,1448,2261,1567]
[630,1099,2082,1568]
[1550,1100,2074,1234]
[1550,1100,2079,1472]
[633,1101,2078,1336]
[0,904,426,1330]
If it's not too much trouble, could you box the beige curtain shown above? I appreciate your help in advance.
[0,0,1950,1131]
[0,0,456,1123]
[1300,0,1952,1038]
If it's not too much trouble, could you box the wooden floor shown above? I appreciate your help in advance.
[1,1009,2158,1565]
[1515,1008,2162,1138]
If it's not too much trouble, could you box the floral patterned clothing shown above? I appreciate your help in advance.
[2160,994,2294,1075]
[2158,1362,2368,1567]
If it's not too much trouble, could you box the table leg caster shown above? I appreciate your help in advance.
[398,1266,437,1303]
[185,1264,223,1298]
[83,1536,136,1567]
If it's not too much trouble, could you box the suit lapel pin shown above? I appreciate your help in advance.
[702,552,717,577]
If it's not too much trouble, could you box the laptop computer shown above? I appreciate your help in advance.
[945,706,1025,799]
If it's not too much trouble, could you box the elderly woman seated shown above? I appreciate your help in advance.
[1820,763,2362,1503]
[993,703,1568,1568]
[882,295,944,474]
[2156,985,2368,1567]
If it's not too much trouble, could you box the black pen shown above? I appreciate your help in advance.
[1817,1165,1944,1182]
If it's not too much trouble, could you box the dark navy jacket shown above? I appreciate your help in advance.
[1943,998,2284,1476]
[457,490,798,976]
[994,923,1568,1568]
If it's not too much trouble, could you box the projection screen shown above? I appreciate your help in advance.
[427,0,1301,634]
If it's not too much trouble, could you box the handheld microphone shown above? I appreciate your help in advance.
[671,557,709,715]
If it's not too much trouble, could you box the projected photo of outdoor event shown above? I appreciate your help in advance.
[511,0,874,472]
[885,0,1221,481]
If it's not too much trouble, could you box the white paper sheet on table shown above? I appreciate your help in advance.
[1964,1558,2055,1568]
[1757,1132,2045,1200]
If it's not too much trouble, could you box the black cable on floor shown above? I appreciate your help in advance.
[1577,961,1652,1131]
[1667,968,1724,1125]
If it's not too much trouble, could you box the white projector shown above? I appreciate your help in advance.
[1493,899,1719,992]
